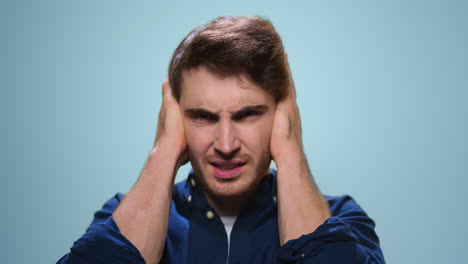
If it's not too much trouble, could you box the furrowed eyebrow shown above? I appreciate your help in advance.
[232,105,268,120]
[184,108,219,120]
[184,105,268,121]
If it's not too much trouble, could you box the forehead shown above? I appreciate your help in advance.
[179,66,275,110]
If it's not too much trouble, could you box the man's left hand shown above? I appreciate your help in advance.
[270,54,331,245]
[270,54,303,164]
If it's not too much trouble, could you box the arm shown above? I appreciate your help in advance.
[275,150,330,244]
[270,54,331,246]
[277,195,385,264]
[271,55,384,263]
[57,194,146,264]
[112,81,187,264]
[58,81,186,264]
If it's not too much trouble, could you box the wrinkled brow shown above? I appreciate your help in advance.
[184,104,269,118]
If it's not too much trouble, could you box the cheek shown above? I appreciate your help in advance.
[239,120,274,153]
[184,124,213,157]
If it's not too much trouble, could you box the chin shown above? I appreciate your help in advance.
[206,180,252,198]
[204,170,270,201]
[192,167,251,198]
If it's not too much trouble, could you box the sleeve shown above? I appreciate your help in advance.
[276,195,385,264]
[56,193,146,264]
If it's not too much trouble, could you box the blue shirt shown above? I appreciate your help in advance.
[58,170,385,263]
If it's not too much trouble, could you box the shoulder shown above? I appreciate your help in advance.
[324,195,368,218]
[88,193,125,227]
[93,193,125,215]
[173,178,189,201]
[95,178,190,215]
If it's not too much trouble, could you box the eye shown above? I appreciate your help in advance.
[233,109,262,121]
[194,112,209,120]
[244,110,260,118]
[187,110,218,123]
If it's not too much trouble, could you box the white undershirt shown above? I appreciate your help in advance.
[220,216,237,263]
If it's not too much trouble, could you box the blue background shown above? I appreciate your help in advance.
[1,1,466,263]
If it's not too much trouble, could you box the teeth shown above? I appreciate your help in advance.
[214,163,241,170]
[220,164,236,170]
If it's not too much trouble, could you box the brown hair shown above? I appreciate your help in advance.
[168,16,289,102]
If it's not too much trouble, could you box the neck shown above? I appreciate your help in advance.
[200,167,272,216]
[205,191,254,216]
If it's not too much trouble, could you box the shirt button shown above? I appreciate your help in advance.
[190,178,196,187]
[187,195,192,202]
[206,210,214,220]
[273,196,277,203]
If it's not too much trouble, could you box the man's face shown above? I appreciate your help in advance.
[179,66,276,200]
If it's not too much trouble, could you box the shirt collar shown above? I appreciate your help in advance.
[181,168,278,213]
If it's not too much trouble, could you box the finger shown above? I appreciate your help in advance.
[283,53,296,100]
[162,80,170,98]
[162,80,178,104]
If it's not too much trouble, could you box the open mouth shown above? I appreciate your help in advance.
[210,161,246,179]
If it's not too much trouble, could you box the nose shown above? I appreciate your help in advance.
[213,118,240,157]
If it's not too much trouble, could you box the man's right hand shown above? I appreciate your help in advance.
[112,80,188,264]
[153,81,187,167]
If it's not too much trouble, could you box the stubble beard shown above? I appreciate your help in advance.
[188,150,272,201]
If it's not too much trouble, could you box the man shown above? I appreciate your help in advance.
[58,16,384,264]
